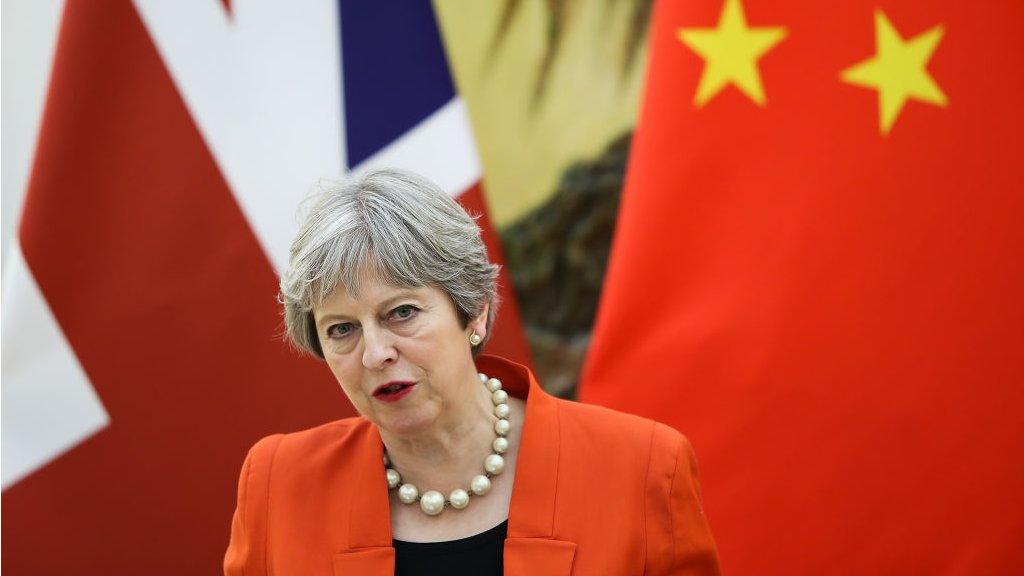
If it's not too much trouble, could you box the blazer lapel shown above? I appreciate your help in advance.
[333,423,394,576]
[477,356,578,576]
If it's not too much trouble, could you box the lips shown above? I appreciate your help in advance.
[372,381,416,402]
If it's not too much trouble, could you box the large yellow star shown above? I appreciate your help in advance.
[677,0,787,107]
[840,10,948,135]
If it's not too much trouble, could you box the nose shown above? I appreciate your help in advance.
[361,324,397,370]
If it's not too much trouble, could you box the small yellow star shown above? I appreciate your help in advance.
[677,0,787,107]
[840,10,948,135]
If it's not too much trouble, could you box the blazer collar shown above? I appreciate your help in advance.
[476,355,560,538]
[334,355,575,575]
[482,356,577,575]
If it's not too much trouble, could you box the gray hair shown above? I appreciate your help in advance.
[279,168,500,358]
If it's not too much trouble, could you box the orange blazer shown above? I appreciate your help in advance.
[224,355,721,575]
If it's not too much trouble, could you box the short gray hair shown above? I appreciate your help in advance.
[279,168,500,358]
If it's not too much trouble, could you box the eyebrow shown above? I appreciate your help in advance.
[315,290,421,327]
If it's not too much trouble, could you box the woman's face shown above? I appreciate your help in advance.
[313,273,487,436]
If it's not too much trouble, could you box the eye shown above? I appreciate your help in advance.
[326,323,355,338]
[390,304,419,321]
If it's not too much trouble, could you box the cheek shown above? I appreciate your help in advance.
[400,331,467,373]
[394,328,447,360]
[325,356,363,395]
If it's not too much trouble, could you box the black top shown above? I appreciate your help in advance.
[392,520,508,576]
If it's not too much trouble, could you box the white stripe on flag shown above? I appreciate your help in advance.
[350,97,482,198]
[133,0,345,273]
[1,242,110,489]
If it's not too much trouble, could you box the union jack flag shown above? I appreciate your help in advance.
[2,1,529,572]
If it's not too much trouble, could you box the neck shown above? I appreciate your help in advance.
[379,369,496,492]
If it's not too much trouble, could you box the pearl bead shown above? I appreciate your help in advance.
[492,389,508,405]
[449,489,470,509]
[385,468,401,489]
[494,403,510,419]
[478,372,488,383]
[492,437,509,454]
[486,378,502,392]
[484,454,505,475]
[494,419,510,436]
[419,490,445,515]
[470,474,491,495]
[398,483,419,504]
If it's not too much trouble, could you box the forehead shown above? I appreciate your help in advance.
[322,279,423,309]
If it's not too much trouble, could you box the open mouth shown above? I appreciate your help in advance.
[373,382,416,401]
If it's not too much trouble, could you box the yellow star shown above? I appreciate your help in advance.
[677,0,787,107]
[840,10,948,135]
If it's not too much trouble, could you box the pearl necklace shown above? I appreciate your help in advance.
[384,372,511,516]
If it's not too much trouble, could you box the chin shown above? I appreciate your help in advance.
[376,405,439,437]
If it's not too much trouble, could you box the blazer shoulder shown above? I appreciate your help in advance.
[553,399,679,474]
[643,424,720,575]
[238,417,370,478]
[556,397,663,442]
[557,396,655,425]
[646,420,700,492]
[225,419,370,576]
[555,399,699,481]
[648,419,691,458]
[275,416,368,449]
[273,416,373,468]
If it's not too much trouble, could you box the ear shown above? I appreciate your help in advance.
[468,301,490,341]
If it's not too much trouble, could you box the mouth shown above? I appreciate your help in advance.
[372,381,417,403]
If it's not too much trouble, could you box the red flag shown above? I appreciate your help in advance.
[580,0,1024,574]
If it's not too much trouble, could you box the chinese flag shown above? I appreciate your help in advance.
[579,0,1024,574]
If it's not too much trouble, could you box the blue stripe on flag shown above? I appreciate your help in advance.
[340,1,456,168]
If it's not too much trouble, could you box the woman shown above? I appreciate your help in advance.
[224,169,721,575]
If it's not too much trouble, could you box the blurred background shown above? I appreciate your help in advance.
[3,0,1022,574]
